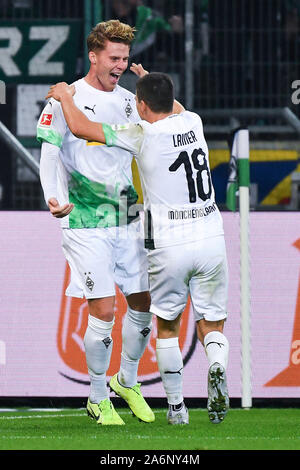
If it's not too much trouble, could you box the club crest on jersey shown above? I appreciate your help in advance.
[124,98,133,117]
[84,271,94,291]
[40,113,53,127]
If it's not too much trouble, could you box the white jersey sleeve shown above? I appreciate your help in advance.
[40,142,60,204]
[102,122,144,155]
[37,98,68,147]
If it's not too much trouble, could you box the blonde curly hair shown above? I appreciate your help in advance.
[87,20,136,52]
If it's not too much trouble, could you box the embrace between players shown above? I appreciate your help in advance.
[38,19,229,426]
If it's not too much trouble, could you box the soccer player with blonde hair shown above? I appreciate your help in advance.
[37,20,154,425]
[46,70,230,425]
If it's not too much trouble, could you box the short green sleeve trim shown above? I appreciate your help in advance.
[102,123,117,147]
[36,127,63,148]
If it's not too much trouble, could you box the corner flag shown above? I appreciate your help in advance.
[226,128,250,211]
[227,127,251,408]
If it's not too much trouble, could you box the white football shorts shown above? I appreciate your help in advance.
[61,220,149,299]
[147,235,228,322]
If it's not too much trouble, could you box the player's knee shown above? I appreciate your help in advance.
[126,291,151,312]
[157,316,180,339]
[90,310,114,322]
[88,298,115,322]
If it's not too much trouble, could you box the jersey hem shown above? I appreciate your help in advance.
[150,232,225,249]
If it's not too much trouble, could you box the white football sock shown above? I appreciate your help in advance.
[203,331,229,369]
[156,337,184,405]
[119,307,152,387]
[84,314,114,403]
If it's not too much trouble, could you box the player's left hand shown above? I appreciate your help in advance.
[48,197,74,218]
[46,82,75,101]
[130,63,149,78]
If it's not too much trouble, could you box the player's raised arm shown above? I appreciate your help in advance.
[131,63,185,114]
[173,99,185,114]
[130,62,149,78]
[46,83,106,143]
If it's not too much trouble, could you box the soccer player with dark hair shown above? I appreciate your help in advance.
[46,68,230,425]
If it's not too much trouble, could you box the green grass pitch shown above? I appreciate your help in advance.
[1,406,300,451]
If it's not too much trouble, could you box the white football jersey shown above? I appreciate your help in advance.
[37,78,140,228]
[103,111,224,248]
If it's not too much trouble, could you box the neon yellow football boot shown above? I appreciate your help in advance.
[109,373,155,423]
[86,398,125,425]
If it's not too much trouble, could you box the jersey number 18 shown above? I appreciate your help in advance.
[169,148,212,203]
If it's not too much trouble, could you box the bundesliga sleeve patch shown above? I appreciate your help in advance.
[40,113,53,127]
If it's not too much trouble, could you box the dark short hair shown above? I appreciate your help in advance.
[136,72,174,113]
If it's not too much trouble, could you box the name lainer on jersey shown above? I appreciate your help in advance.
[172,129,198,147]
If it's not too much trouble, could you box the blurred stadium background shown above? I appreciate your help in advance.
[0,0,299,409]
[1,0,300,210]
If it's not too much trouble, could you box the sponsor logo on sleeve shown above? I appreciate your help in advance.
[40,113,53,126]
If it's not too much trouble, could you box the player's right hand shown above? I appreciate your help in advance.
[130,63,149,78]
[45,82,75,102]
[48,197,74,218]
